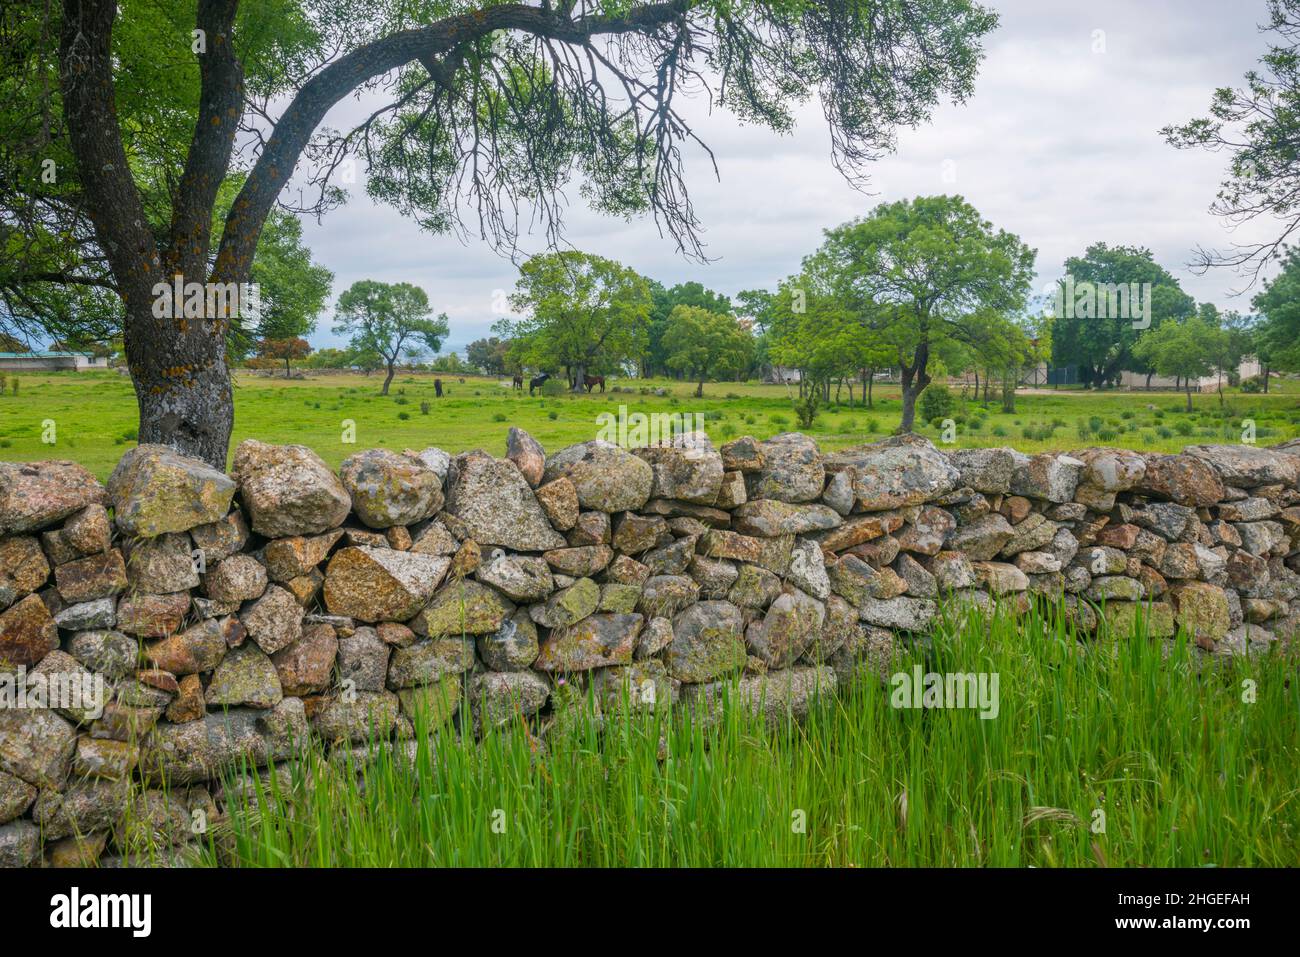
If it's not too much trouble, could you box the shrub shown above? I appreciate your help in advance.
[1175,420,1194,436]
[548,411,558,420]
[917,384,955,422]
[1240,375,1265,393]
[1097,428,1118,442]
[397,411,410,420]
[420,401,430,415]
[492,412,507,422]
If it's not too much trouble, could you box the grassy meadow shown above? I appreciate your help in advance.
[123,603,1300,868]
[1,368,1300,477]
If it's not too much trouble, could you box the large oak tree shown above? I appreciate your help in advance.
[3,0,998,466]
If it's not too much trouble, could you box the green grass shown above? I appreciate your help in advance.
[124,602,1300,868]
[2,370,1300,478]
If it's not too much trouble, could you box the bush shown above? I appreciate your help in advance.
[420,401,430,415]
[1240,375,1265,393]
[492,412,507,422]
[918,384,955,422]
[793,393,820,430]
[548,411,558,420]
[397,411,410,420]
[1175,420,1194,436]
[540,379,566,397]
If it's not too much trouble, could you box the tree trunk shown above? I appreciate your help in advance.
[1264,363,1271,393]
[898,346,931,433]
[1145,371,1153,390]
[571,363,587,393]
[128,295,235,468]
[867,369,874,407]
[973,369,979,400]
[284,358,291,378]
[382,362,395,395]
[1185,383,1193,412]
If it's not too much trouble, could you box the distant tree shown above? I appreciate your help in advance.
[333,281,449,395]
[302,347,352,370]
[502,251,651,392]
[645,281,734,377]
[810,196,1034,432]
[466,337,511,375]
[663,306,752,397]
[1252,246,1300,382]
[256,337,312,378]
[1048,244,1195,389]
[1132,317,1227,411]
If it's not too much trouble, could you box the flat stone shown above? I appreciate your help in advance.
[271,622,339,697]
[1184,444,1300,488]
[0,536,49,612]
[54,549,127,602]
[1139,453,1226,506]
[107,445,234,537]
[534,613,643,671]
[826,434,959,511]
[745,433,825,504]
[732,500,842,537]
[0,460,106,535]
[205,644,283,709]
[323,546,449,622]
[445,450,566,550]
[412,578,512,637]
[0,593,58,668]
[543,440,654,513]
[240,585,304,654]
[665,601,748,682]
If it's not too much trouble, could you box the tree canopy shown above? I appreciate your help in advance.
[333,279,449,394]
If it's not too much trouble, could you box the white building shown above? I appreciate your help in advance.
[0,351,110,372]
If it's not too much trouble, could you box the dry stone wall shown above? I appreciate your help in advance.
[3,428,1300,866]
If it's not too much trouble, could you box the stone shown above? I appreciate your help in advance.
[895,506,956,556]
[1133,502,1197,541]
[0,705,75,788]
[205,644,283,709]
[1139,453,1226,506]
[506,427,547,487]
[665,601,748,682]
[973,561,1029,595]
[1096,523,1140,549]
[948,447,1016,494]
[688,555,738,599]
[896,553,938,596]
[106,445,234,537]
[189,510,250,564]
[534,613,643,671]
[116,591,190,638]
[387,638,476,688]
[699,529,792,575]
[858,597,936,631]
[1184,444,1300,488]
[641,537,697,576]
[1086,576,1145,602]
[0,536,49,612]
[145,618,228,674]
[270,623,339,697]
[1010,452,1082,503]
[637,575,701,618]
[787,538,831,600]
[827,434,960,511]
[323,546,449,622]
[397,676,461,730]
[412,447,452,482]
[720,436,764,472]
[54,549,128,603]
[122,532,199,594]
[543,545,613,578]
[999,512,1056,558]
[535,478,580,531]
[635,616,674,659]
[568,511,612,546]
[822,469,855,515]
[1236,521,1286,557]
[263,530,344,581]
[240,585,304,654]
[1072,447,1146,493]
[683,665,836,728]
[727,563,782,609]
[413,578,513,637]
[203,553,268,604]
[476,552,555,604]
[408,519,458,557]
[309,690,401,745]
[715,470,747,509]
[337,627,391,693]
[1000,496,1032,523]
[599,582,643,614]
[633,435,725,505]
[470,671,551,727]
[0,770,36,824]
[612,513,669,554]
[476,611,539,671]
[0,460,105,535]
[0,820,39,868]
[947,513,1014,561]
[606,555,652,586]
[1102,601,1177,640]
[445,450,565,550]
[65,630,137,681]
[745,588,825,668]
[1014,551,1061,575]
[0,593,58,668]
[543,440,654,513]
[732,500,841,537]
[1169,581,1231,641]
[231,440,352,537]
[746,433,825,503]
[42,504,114,566]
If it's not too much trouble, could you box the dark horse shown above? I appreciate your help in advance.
[583,374,606,393]
[529,372,551,396]
[511,374,523,390]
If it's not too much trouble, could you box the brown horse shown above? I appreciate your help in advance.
[511,374,523,390]
[583,374,606,393]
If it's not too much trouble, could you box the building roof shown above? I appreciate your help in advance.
[0,351,94,358]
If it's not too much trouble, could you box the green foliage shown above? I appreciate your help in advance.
[663,305,753,396]
[917,384,956,422]
[333,280,449,392]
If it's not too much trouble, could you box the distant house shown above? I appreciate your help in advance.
[0,351,110,372]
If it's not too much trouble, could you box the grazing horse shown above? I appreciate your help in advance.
[511,374,523,390]
[583,374,606,393]
[529,372,551,396]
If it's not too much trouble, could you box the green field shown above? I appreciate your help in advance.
[2,369,1300,477]
[121,603,1299,867]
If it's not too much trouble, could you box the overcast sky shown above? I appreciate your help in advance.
[293,0,1282,355]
